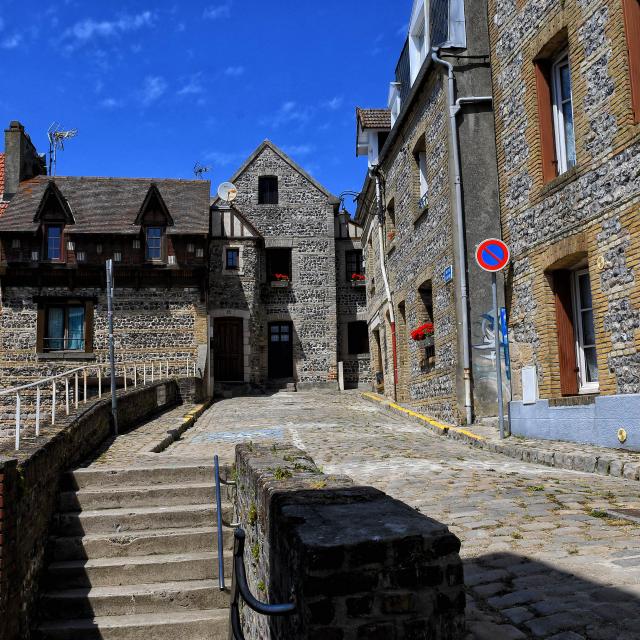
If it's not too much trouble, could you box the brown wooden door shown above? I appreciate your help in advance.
[268,322,293,379]
[553,270,579,396]
[214,318,244,382]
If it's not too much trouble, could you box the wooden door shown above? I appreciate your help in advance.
[553,270,578,396]
[268,322,293,379]
[214,318,244,382]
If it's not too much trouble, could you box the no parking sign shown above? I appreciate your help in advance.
[475,238,510,272]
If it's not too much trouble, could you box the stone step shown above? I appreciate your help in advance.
[46,552,230,588]
[51,526,234,561]
[35,609,228,640]
[40,580,230,619]
[58,482,229,511]
[63,464,233,490]
[54,503,232,536]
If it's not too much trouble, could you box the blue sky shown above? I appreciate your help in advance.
[0,1,408,210]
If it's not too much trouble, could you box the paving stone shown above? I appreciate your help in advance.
[501,606,534,625]
[525,613,584,637]
[467,621,527,639]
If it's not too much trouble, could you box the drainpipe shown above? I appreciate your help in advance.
[370,167,398,400]
[430,48,491,426]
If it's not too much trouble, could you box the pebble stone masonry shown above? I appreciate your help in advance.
[489,0,640,448]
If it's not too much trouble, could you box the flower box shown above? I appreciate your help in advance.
[411,323,434,341]
[351,280,366,288]
[350,273,366,287]
[270,280,290,288]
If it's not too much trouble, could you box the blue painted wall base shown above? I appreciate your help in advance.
[510,394,640,451]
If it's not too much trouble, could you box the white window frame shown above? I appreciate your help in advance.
[418,152,428,199]
[409,1,429,85]
[551,51,576,175]
[572,268,599,394]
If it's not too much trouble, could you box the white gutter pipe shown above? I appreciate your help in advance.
[431,48,493,425]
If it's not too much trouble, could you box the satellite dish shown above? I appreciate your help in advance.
[217,181,238,203]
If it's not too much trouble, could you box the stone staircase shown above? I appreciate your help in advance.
[35,463,234,639]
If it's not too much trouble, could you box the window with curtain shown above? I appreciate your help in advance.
[45,305,85,351]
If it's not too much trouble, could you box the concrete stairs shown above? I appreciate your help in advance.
[265,378,297,393]
[35,463,234,640]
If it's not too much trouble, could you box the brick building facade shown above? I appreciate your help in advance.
[209,141,370,392]
[355,0,503,425]
[0,122,209,434]
[490,0,640,449]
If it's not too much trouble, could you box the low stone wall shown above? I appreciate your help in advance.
[234,443,465,640]
[0,379,181,640]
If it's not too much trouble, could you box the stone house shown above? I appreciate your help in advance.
[490,0,640,449]
[209,140,370,392]
[355,0,503,425]
[0,121,210,429]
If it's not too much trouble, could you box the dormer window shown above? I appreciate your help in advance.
[46,226,63,261]
[409,1,428,84]
[258,176,278,205]
[146,226,164,261]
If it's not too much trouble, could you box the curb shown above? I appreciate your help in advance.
[361,392,640,482]
[150,400,212,453]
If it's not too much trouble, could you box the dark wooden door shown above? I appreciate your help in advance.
[553,270,579,396]
[214,318,244,382]
[268,322,293,379]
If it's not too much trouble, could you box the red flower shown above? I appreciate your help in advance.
[273,273,290,281]
[410,323,434,341]
[351,273,365,281]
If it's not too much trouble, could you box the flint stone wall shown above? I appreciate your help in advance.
[234,443,465,640]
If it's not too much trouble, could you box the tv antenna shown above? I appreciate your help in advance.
[47,122,78,176]
[193,162,211,180]
[217,181,238,203]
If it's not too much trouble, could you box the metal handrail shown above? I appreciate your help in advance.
[214,455,226,591]
[2,357,199,450]
[229,528,296,640]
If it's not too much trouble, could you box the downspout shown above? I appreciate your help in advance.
[430,48,473,425]
[370,167,398,400]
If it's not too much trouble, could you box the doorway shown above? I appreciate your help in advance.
[213,317,244,382]
[268,322,293,379]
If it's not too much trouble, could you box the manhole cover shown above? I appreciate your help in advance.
[605,509,640,524]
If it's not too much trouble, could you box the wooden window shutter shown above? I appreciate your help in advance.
[84,302,94,353]
[553,270,578,396]
[534,60,557,183]
[36,307,45,353]
[623,0,640,123]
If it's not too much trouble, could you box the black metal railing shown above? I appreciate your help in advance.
[214,455,228,591]
[229,528,296,640]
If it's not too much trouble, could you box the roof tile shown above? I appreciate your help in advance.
[356,108,391,130]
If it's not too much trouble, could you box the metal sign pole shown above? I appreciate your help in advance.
[492,272,505,440]
[106,259,119,435]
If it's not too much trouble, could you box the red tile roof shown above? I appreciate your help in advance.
[356,108,391,130]
[0,153,7,217]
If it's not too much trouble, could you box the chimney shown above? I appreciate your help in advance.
[3,121,47,200]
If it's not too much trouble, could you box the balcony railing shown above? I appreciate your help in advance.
[419,193,429,212]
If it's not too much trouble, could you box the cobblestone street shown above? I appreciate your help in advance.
[163,390,640,640]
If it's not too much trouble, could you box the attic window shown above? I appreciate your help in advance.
[46,226,63,261]
[258,176,278,205]
[11,238,20,249]
[146,227,164,261]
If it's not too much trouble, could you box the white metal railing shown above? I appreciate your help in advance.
[1,357,199,451]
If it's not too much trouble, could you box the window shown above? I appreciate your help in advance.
[623,0,640,122]
[346,250,364,281]
[266,248,292,281]
[11,238,20,249]
[46,226,62,261]
[418,152,429,208]
[348,321,370,355]
[418,281,436,372]
[535,42,575,181]
[258,176,278,205]
[553,266,599,395]
[45,305,85,352]
[409,2,428,84]
[572,269,599,393]
[146,227,163,260]
[551,52,576,174]
[226,247,240,270]
[385,199,396,244]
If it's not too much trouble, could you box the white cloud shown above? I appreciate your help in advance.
[140,75,167,106]
[224,65,244,77]
[283,144,315,156]
[1,34,22,49]
[100,97,124,109]
[203,150,246,166]
[262,101,313,129]
[397,23,408,37]
[323,96,343,111]
[178,74,204,96]
[63,11,155,48]
[203,3,231,19]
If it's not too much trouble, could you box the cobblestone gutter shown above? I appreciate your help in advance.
[362,392,640,482]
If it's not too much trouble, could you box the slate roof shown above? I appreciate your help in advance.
[356,108,391,130]
[0,153,7,218]
[0,175,210,235]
